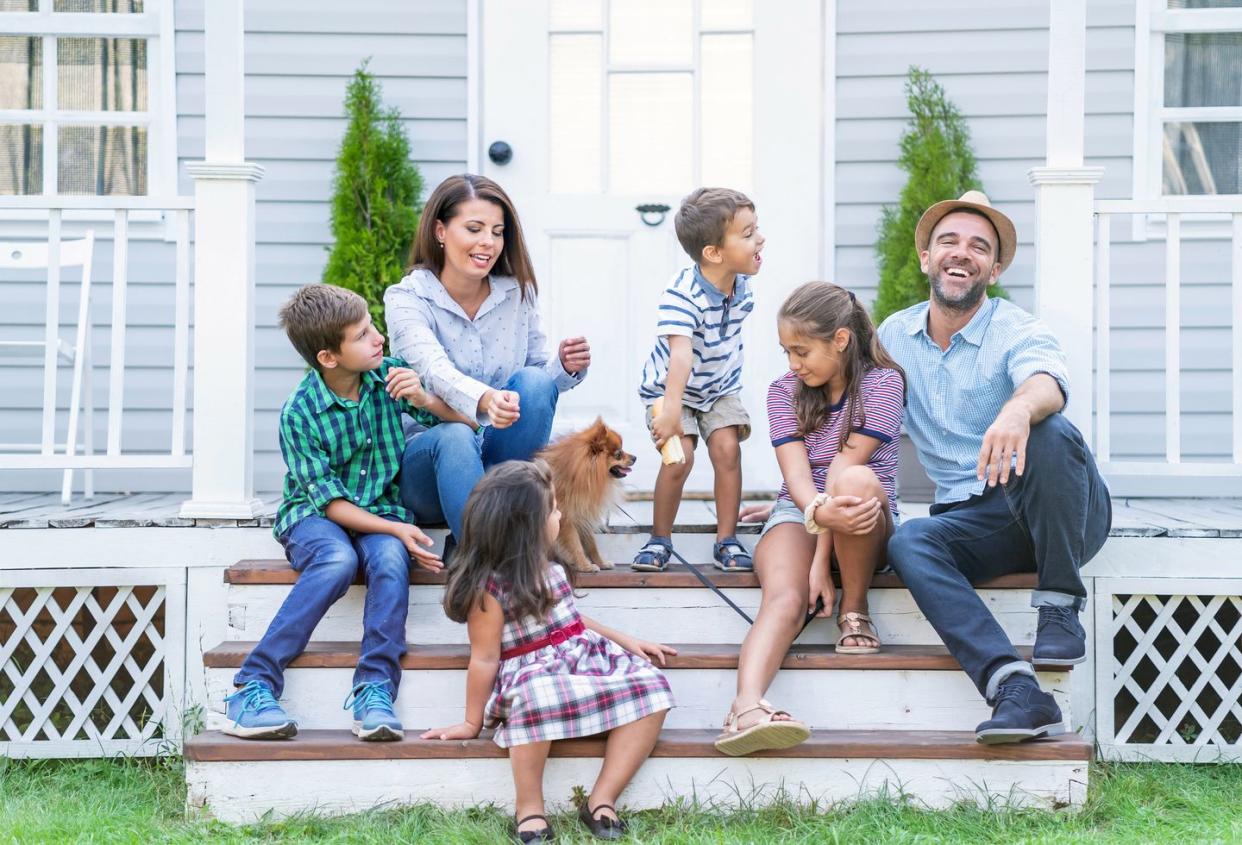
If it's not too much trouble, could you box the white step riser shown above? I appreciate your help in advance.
[186,757,1088,822]
[226,585,1038,646]
[204,667,1071,733]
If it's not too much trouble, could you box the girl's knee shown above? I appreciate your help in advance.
[762,589,807,626]
[834,464,883,499]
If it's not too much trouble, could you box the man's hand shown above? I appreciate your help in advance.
[814,495,882,536]
[389,522,443,572]
[483,389,521,429]
[650,411,684,451]
[977,404,1031,487]
[558,336,591,374]
[385,366,429,407]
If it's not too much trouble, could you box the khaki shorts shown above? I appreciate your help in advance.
[644,393,751,447]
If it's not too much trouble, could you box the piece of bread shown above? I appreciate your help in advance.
[652,398,686,465]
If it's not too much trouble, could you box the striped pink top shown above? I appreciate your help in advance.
[767,367,905,514]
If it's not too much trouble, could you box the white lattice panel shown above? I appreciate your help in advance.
[0,568,186,758]
[1094,577,1242,762]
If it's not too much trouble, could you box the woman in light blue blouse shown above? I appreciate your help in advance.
[384,174,590,547]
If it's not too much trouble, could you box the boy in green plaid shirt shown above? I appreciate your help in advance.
[226,283,472,742]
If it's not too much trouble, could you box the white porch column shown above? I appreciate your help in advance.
[1027,0,1104,443]
[180,0,265,519]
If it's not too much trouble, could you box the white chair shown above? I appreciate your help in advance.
[0,232,96,504]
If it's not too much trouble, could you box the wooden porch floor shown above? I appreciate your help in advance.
[2,491,1242,537]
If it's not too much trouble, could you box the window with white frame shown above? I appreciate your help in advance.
[1141,0,1242,197]
[0,0,173,197]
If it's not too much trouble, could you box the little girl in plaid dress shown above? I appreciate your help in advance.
[424,460,675,843]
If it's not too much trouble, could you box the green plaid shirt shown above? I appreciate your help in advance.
[273,357,439,539]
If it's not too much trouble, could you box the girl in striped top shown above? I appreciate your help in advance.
[715,281,905,757]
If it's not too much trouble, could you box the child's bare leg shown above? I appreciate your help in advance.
[651,436,695,538]
[831,465,893,647]
[587,709,668,821]
[706,426,741,542]
[731,524,816,727]
[509,740,553,833]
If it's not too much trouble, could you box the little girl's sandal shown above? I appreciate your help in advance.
[514,814,555,844]
[835,611,881,654]
[713,699,810,757]
[578,802,627,840]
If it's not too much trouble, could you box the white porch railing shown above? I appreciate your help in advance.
[0,196,195,473]
[1093,197,1242,481]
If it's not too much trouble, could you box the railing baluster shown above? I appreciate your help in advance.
[1095,213,1111,462]
[107,210,129,456]
[41,211,62,456]
[171,210,191,456]
[1166,213,1181,464]
[1233,213,1242,464]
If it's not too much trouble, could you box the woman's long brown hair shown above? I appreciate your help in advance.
[778,281,906,450]
[442,459,560,624]
[408,173,538,301]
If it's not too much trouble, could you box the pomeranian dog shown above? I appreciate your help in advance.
[537,418,636,573]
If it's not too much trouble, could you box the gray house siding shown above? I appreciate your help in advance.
[0,0,470,493]
[834,0,1237,480]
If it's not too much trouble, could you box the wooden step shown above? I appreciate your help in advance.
[225,559,1038,590]
[202,642,1072,733]
[184,728,1090,821]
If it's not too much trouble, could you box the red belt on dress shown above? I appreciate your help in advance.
[500,619,585,660]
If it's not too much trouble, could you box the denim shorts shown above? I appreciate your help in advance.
[759,497,804,538]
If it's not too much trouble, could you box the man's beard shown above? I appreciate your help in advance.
[929,269,988,314]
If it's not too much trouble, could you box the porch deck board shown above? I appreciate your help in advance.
[3,492,1242,537]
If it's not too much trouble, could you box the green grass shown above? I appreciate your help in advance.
[1,757,1240,844]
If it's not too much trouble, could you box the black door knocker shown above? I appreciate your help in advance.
[635,203,671,227]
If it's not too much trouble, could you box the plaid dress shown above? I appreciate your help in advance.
[483,564,674,748]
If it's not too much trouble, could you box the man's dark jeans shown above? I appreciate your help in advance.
[887,413,1112,701]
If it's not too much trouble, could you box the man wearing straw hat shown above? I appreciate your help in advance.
[876,191,1112,744]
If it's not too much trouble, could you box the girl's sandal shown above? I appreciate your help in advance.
[514,814,555,844]
[713,699,811,757]
[835,611,882,654]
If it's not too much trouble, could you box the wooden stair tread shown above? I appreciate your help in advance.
[184,728,1090,763]
[225,559,1038,590]
[203,641,1068,672]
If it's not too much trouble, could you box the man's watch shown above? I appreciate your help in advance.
[804,492,830,535]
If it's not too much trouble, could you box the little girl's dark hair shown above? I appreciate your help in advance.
[778,281,906,449]
[442,459,560,624]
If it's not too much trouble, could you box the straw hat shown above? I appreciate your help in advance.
[914,190,1017,273]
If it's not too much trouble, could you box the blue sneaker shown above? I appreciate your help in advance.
[222,680,297,740]
[344,680,404,741]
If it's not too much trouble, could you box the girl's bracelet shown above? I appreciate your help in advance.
[804,493,830,535]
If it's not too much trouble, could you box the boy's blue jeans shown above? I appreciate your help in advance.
[233,515,411,697]
[886,413,1112,702]
[398,367,559,541]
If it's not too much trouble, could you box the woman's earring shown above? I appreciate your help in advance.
[437,241,444,248]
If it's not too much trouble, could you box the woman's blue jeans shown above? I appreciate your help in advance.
[398,367,559,541]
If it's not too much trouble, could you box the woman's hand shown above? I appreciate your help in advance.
[739,502,774,523]
[482,389,521,428]
[419,719,481,741]
[385,366,429,407]
[814,495,882,536]
[616,635,678,667]
[558,336,591,374]
[808,558,835,618]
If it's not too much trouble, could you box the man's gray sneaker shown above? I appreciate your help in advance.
[975,675,1064,744]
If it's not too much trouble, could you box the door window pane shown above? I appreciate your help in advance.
[1163,121,1241,194]
[0,36,41,110]
[58,37,148,112]
[0,1,37,10]
[1167,1,1242,8]
[550,0,601,30]
[58,124,147,194]
[700,34,752,191]
[1165,33,1242,107]
[610,0,691,65]
[609,73,692,194]
[54,0,144,11]
[550,34,602,193]
[701,0,752,29]
[0,124,42,194]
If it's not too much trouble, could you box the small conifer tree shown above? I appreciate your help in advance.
[323,60,423,340]
[873,67,1004,324]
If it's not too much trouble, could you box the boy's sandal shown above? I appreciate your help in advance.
[578,803,627,840]
[713,699,811,757]
[712,537,754,572]
[514,814,555,844]
[630,541,672,572]
[835,611,882,654]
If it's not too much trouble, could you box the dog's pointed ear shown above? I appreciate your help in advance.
[589,417,610,454]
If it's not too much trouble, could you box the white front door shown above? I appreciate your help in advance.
[481,0,825,492]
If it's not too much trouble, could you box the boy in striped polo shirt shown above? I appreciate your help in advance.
[226,284,467,742]
[634,188,764,572]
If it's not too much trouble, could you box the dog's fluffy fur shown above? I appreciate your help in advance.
[537,418,636,573]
